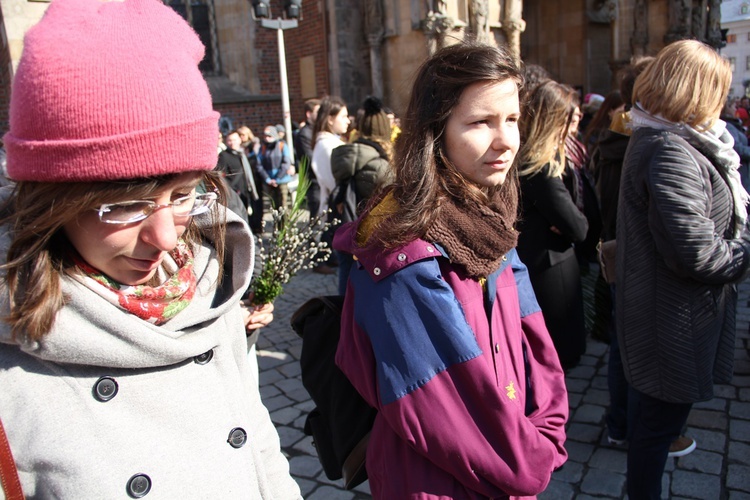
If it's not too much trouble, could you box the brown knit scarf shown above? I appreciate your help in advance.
[425,194,518,279]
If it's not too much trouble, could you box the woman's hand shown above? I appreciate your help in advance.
[241,298,274,332]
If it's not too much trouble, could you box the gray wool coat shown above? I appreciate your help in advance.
[0,199,301,499]
[616,128,750,404]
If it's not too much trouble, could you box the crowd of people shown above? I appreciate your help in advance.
[0,0,748,498]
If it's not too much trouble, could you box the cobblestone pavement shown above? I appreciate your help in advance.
[256,262,750,499]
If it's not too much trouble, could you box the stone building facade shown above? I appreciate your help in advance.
[720,0,750,97]
[0,0,727,137]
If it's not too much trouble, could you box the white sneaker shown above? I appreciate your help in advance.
[607,435,627,446]
[668,436,696,458]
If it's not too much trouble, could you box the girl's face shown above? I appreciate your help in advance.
[568,106,582,136]
[63,172,203,286]
[444,79,520,187]
[328,107,350,136]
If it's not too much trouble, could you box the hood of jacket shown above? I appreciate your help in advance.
[595,128,630,161]
[0,186,254,368]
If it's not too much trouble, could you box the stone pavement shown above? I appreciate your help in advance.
[256,264,750,499]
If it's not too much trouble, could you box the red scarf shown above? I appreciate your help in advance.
[71,240,197,324]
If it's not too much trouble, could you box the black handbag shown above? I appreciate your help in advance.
[291,295,376,490]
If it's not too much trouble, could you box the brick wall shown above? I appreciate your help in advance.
[214,100,284,137]
[283,0,330,119]
[215,0,330,136]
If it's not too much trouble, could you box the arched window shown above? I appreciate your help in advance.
[164,0,221,74]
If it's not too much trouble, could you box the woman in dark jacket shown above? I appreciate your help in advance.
[330,96,393,294]
[517,80,589,369]
[617,40,750,499]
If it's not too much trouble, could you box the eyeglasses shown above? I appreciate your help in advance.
[97,191,218,224]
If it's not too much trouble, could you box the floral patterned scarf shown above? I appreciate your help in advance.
[71,240,197,324]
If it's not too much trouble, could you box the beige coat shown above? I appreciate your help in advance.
[0,200,301,499]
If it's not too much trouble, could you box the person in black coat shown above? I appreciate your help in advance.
[216,130,259,226]
[617,41,750,499]
[516,80,589,369]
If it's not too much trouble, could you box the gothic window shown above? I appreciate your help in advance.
[164,0,220,74]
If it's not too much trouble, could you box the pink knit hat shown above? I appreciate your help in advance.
[3,0,220,182]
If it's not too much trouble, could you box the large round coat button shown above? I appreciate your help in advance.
[194,349,214,365]
[126,473,151,497]
[93,376,118,402]
[373,267,381,276]
[397,253,407,262]
[227,427,247,448]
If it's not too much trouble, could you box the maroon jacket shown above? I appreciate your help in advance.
[333,221,568,499]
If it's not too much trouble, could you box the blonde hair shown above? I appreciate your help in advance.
[518,80,578,178]
[0,170,228,341]
[237,126,255,144]
[633,40,731,130]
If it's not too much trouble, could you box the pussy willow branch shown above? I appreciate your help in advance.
[249,159,336,305]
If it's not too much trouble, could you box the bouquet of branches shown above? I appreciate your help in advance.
[249,161,335,305]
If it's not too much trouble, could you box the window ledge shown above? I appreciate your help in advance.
[205,75,280,105]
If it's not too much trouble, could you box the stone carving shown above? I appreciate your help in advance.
[665,0,692,43]
[501,0,525,61]
[706,0,723,48]
[631,0,649,56]
[364,0,385,44]
[364,0,385,98]
[587,0,617,24]
[468,0,490,43]
[421,8,454,54]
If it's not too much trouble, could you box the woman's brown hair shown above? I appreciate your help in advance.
[0,170,228,341]
[311,95,348,145]
[367,41,524,249]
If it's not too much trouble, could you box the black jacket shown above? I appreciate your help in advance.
[617,128,750,403]
[517,163,589,271]
[591,129,630,241]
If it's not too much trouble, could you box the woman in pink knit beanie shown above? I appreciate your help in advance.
[0,0,301,498]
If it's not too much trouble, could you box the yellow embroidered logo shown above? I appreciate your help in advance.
[505,381,517,400]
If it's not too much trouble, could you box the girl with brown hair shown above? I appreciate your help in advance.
[332,42,568,498]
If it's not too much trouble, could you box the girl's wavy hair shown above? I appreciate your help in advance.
[517,80,579,178]
[0,170,229,341]
[369,41,524,248]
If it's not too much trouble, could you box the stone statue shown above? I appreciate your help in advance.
[587,0,618,24]
[468,0,490,43]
